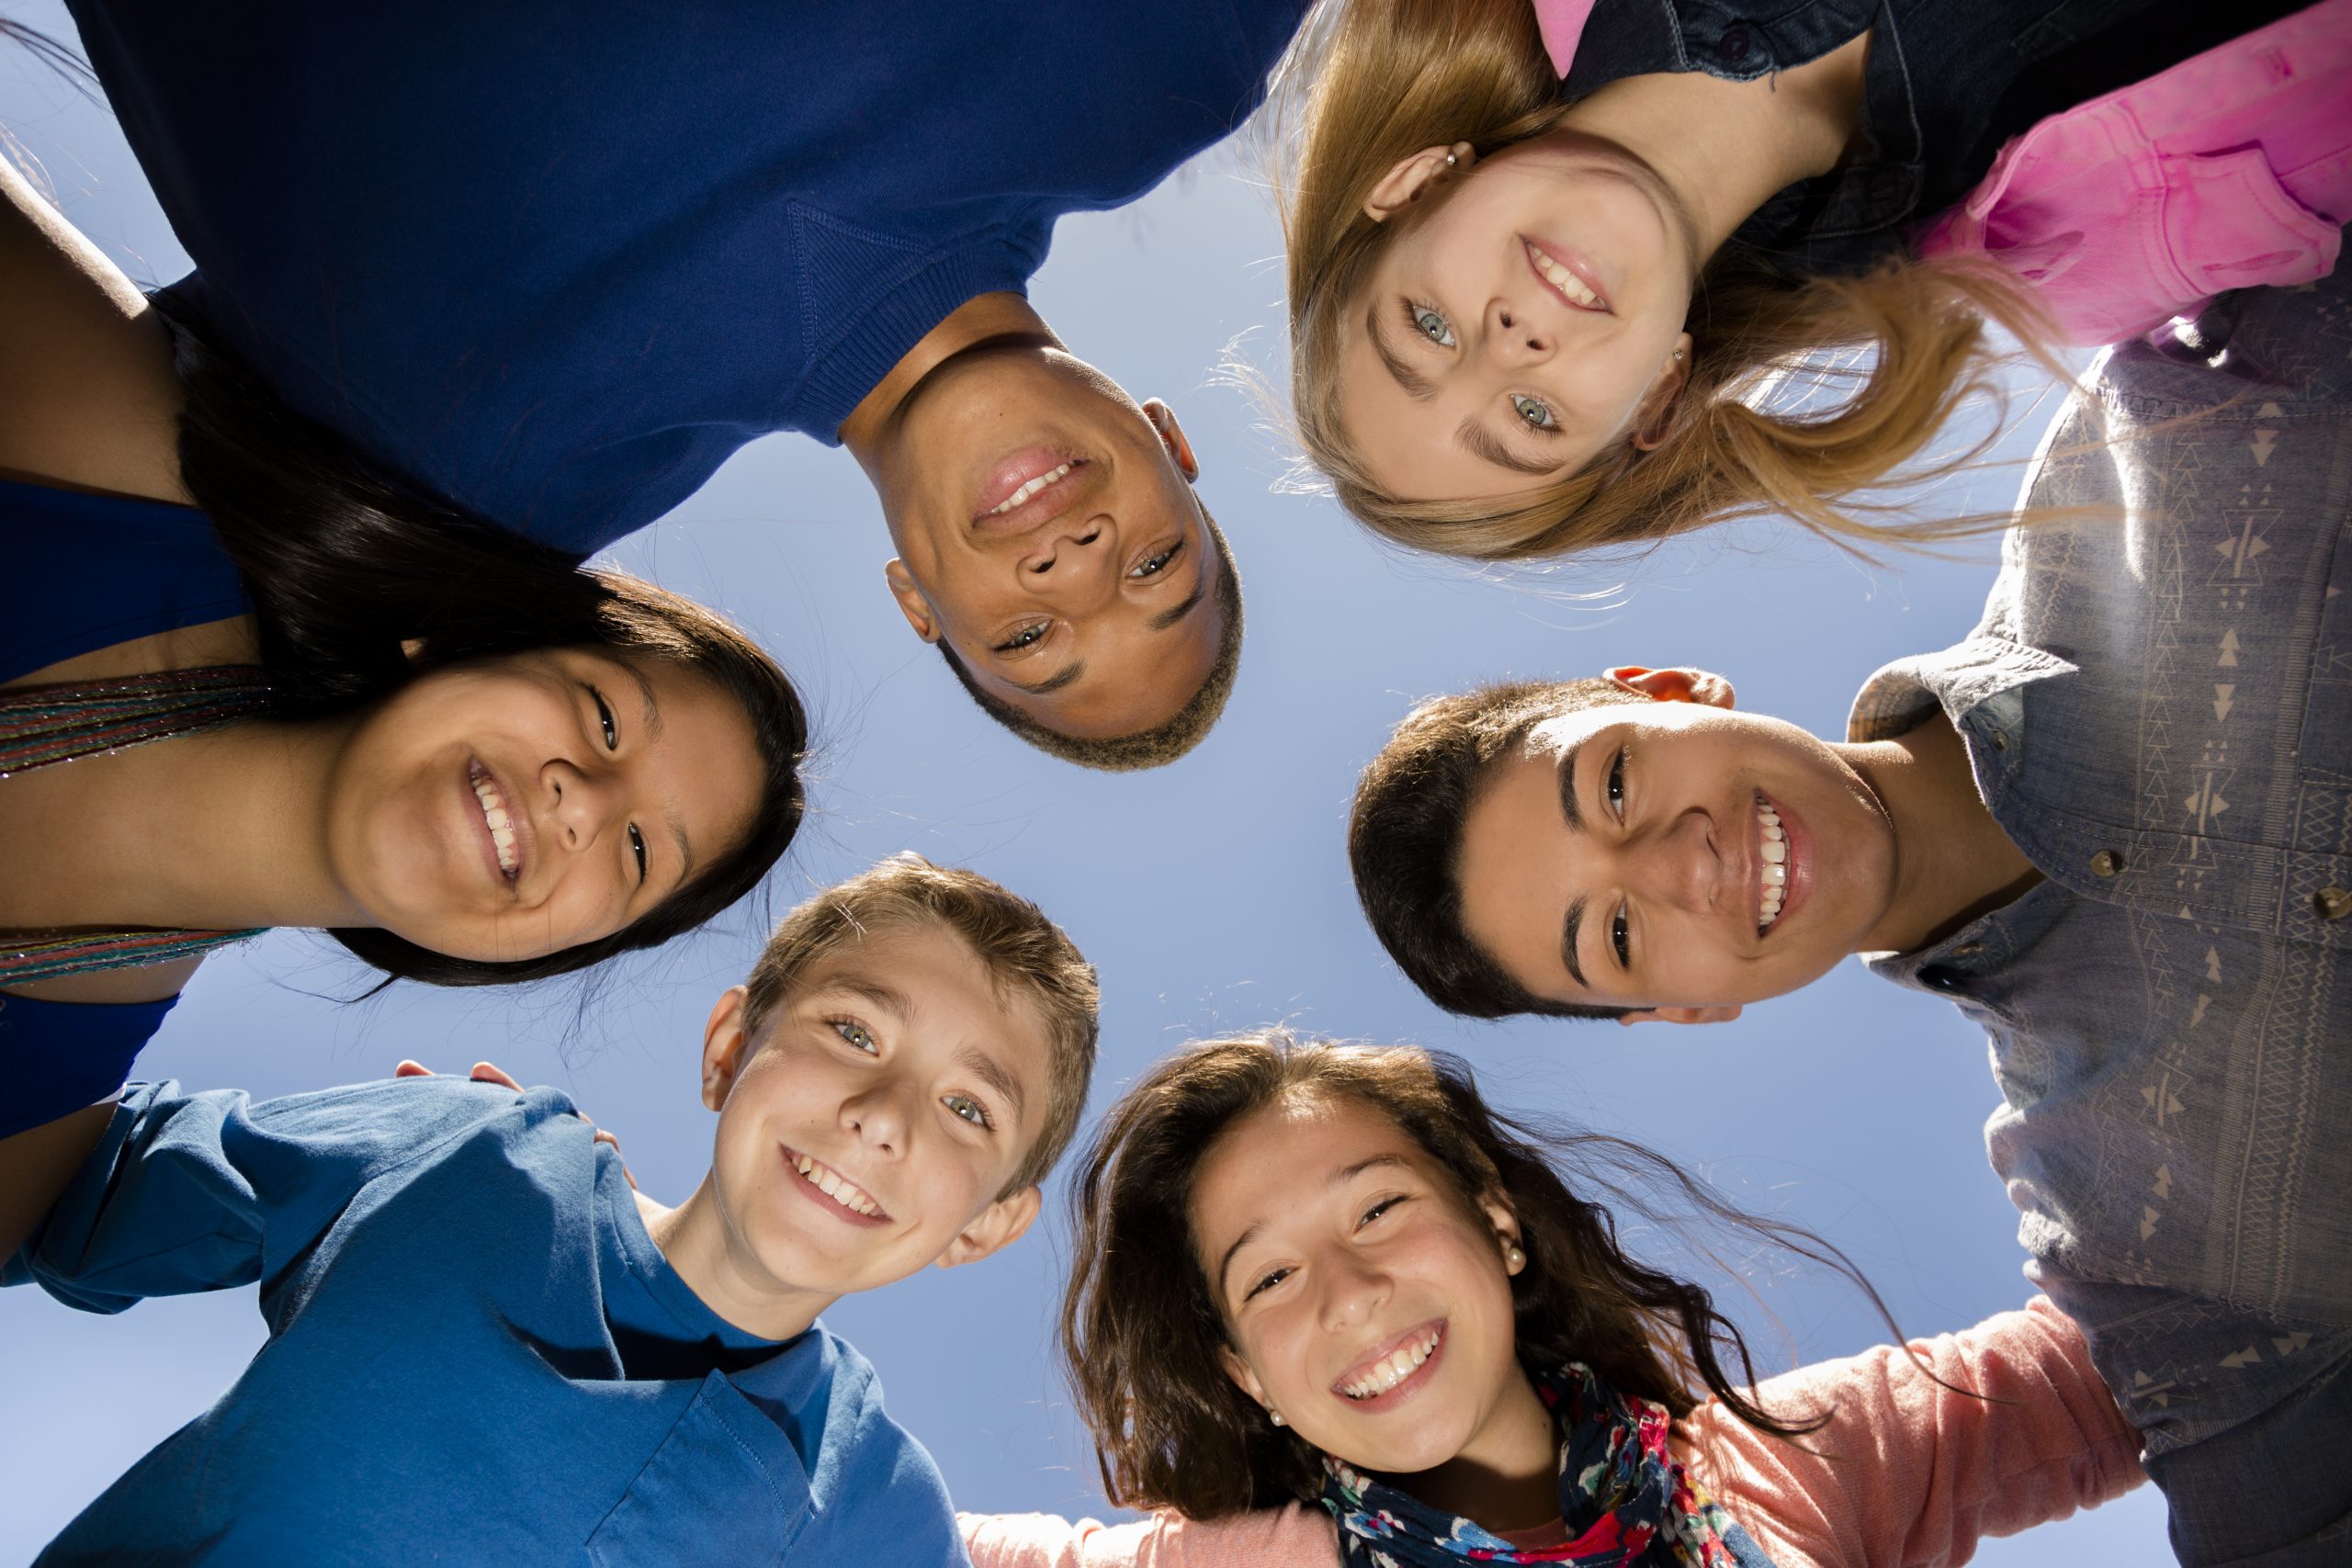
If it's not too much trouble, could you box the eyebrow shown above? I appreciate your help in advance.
[1457,417,1563,478]
[624,660,665,740]
[1364,300,1437,401]
[1214,1153,1415,1302]
[1007,660,1085,697]
[957,1044,1028,1126]
[831,976,916,1019]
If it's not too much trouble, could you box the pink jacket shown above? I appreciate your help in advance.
[962,1298,2146,1568]
[1532,0,2352,345]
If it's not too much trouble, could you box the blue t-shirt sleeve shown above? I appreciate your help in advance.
[7,1076,532,1313]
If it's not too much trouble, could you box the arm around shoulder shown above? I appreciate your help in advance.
[961,1502,1338,1568]
[1680,1298,2146,1568]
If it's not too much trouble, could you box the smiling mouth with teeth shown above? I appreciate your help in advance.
[469,760,519,880]
[790,1150,888,1221]
[987,460,1077,516]
[1336,1323,1444,1401]
[1523,238,1607,310]
[1757,793,1789,933]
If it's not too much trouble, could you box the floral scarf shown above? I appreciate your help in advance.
[1317,1363,1774,1568]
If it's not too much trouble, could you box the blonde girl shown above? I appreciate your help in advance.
[1278,0,2335,562]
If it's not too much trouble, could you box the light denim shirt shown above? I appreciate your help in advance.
[1850,269,2352,1567]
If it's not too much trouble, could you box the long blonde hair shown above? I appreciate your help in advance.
[1277,0,2055,562]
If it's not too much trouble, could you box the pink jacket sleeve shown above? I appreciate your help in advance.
[1678,1297,2148,1567]
[959,1505,1337,1568]
[1527,0,1596,78]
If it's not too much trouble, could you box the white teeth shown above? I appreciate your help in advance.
[1526,242,1602,308]
[470,766,518,874]
[1340,1328,1442,1400]
[793,1154,881,1217]
[988,461,1072,514]
[1757,797,1787,931]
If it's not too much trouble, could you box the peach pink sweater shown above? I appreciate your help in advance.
[960,1299,2144,1568]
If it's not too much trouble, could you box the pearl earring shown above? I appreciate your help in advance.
[1672,349,1686,361]
[1269,1409,1286,1427]
[1443,152,1458,168]
[1505,1244,1526,1272]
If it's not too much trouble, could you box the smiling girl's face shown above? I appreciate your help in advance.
[321,646,764,963]
[1339,131,1699,504]
[1192,1091,1543,1482]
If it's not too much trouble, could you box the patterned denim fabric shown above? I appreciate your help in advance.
[1850,269,2352,1566]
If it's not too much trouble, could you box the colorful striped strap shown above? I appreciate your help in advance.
[1,664,274,981]
[0,664,273,778]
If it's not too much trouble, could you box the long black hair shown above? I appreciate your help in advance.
[152,288,810,986]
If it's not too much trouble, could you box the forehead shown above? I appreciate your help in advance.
[791,919,1055,1102]
[1189,1093,1432,1250]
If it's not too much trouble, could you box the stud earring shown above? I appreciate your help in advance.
[1443,152,1458,168]
[1505,1244,1526,1272]
[1672,349,1686,361]
[1269,1408,1286,1427]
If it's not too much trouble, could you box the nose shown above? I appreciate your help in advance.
[544,759,624,853]
[1317,1247,1392,1335]
[1484,298,1553,366]
[841,1077,910,1158]
[1023,513,1119,600]
[1628,809,1721,915]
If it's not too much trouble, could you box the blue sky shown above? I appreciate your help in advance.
[1,9,2165,1560]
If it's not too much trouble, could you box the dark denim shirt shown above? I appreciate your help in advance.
[1561,0,2306,276]
[1848,270,2352,1566]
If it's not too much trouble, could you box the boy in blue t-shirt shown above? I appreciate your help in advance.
[6,852,1099,1566]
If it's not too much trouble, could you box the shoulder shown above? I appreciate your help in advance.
[794,1329,963,1552]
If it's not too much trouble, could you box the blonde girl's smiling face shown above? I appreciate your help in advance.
[1192,1093,1533,1479]
[322,647,764,962]
[1340,133,1698,504]
[697,921,1048,1305]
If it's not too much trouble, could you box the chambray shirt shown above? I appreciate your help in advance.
[1557,0,2304,278]
[6,1077,970,1568]
[1850,270,2352,1565]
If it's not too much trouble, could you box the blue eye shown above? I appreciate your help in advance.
[1406,301,1455,348]
[830,1019,877,1055]
[944,1094,993,1130]
[1511,394,1556,430]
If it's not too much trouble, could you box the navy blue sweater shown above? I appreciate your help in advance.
[67,0,1307,551]
[7,1077,967,1566]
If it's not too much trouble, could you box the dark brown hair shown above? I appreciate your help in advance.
[743,852,1100,1194]
[1350,677,1645,1019]
[937,502,1243,771]
[1063,1031,1898,1517]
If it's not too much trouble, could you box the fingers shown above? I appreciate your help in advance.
[468,1063,526,1093]
[393,1060,434,1078]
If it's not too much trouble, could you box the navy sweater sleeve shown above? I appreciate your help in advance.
[9,1076,550,1313]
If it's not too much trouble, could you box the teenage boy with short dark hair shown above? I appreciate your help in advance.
[1350,273,2352,1566]
[59,0,1292,766]
[5,854,1099,1564]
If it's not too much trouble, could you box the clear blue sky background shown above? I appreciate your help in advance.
[1,8,2167,1561]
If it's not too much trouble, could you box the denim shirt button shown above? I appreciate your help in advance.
[1720,24,1753,62]
[2317,885,2352,921]
[1919,964,1967,993]
[1989,730,2009,751]
[2090,850,2124,878]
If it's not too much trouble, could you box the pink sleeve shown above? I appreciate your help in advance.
[1676,1298,2148,1568]
[959,1504,1338,1568]
[1527,0,1596,78]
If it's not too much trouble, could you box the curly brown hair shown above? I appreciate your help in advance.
[1061,1031,1899,1518]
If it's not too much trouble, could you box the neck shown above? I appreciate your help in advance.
[1557,33,1870,266]
[1845,714,2042,953]
[1396,1364,1562,1532]
[639,1178,834,1343]
[836,290,1060,468]
[0,716,371,933]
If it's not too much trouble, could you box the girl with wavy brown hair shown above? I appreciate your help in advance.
[1275,0,2340,564]
[960,1032,2141,1567]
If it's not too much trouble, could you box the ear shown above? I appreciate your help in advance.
[1628,332,1693,452]
[399,637,429,665]
[1363,142,1476,222]
[883,558,942,644]
[700,985,754,1111]
[1477,1190,1525,1271]
[1604,665,1736,709]
[1142,398,1200,483]
[1613,1002,1745,1027]
[1216,1343,1269,1408]
[935,1183,1042,1269]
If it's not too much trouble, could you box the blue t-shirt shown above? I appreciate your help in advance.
[6,1076,969,1567]
[66,0,1309,553]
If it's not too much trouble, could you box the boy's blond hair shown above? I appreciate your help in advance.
[745,853,1100,1194]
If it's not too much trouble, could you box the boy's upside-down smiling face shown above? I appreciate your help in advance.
[1453,670,1900,1021]
[697,919,1052,1303]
